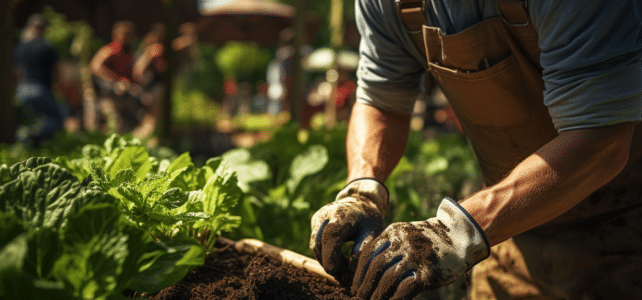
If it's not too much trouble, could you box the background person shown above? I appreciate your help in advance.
[133,23,167,137]
[310,0,642,299]
[90,20,144,133]
[13,13,67,146]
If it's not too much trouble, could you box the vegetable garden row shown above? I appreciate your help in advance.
[0,125,480,299]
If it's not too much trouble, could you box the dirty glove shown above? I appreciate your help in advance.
[351,197,489,300]
[310,178,388,285]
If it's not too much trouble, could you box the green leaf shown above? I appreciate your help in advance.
[9,157,54,178]
[25,227,61,279]
[112,169,136,187]
[103,133,124,154]
[222,148,252,164]
[90,167,112,191]
[387,156,414,183]
[168,165,207,191]
[208,213,241,232]
[127,234,205,293]
[202,171,243,215]
[0,164,95,230]
[165,152,193,175]
[287,145,328,192]
[205,157,223,173]
[0,230,69,300]
[111,185,144,210]
[106,146,150,179]
[54,209,131,300]
[0,164,10,186]
[81,144,103,159]
[137,173,169,199]
[158,188,190,210]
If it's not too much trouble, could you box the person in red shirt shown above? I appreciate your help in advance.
[90,21,143,133]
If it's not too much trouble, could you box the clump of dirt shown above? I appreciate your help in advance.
[137,242,358,300]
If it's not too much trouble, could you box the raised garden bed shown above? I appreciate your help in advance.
[134,238,357,300]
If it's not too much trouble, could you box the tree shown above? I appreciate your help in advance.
[1,0,16,143]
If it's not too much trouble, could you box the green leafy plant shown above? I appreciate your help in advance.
[224,124,348,256]
[57,134,242,254]
[0,158,205,300]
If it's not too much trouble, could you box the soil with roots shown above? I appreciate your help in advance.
[132,241,358,300]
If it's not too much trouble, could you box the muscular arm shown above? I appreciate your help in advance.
[461,122,636,246]
[347,102,412,183]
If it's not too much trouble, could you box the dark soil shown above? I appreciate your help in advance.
[135,241,359,300]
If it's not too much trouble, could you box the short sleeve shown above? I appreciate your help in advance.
[355,0,427,113]
[532,0,642,132]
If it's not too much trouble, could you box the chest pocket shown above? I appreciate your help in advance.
[397,0,558,185]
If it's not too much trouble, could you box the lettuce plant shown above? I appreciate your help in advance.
[0,159,205,300]
[59,134,242,254]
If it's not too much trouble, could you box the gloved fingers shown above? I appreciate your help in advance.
[319,220,355,285]
[389,271,424,300]
[352,241,399,299]
[350,217,384,255]
[348,217,384,273]
[311,219,330,265]
[368,262,414,300]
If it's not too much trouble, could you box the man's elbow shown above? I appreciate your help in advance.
[598,122,636,177]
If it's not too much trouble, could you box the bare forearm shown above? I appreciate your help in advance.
[94,65,123,83]
[461,122,635,246]
[347,102,411,183]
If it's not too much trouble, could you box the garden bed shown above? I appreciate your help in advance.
[135,238,357,300]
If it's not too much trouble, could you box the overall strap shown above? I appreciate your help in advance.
[396,0,428,56]
[396,0,532,58]
[497,0,530,26]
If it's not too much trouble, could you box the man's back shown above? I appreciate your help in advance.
[14,37,58,88]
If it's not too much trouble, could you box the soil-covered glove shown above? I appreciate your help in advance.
[310,178,389,285]
[351,197,489,300]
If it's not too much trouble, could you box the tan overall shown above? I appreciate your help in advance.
[397,0,642,298]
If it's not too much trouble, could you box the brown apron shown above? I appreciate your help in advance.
[398,0,642,298]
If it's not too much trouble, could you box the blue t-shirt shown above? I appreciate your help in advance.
[14,37,59,89]
[355,0,642,131]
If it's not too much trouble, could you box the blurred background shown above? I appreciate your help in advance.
[2,1,478,298]
[3,0,366,150]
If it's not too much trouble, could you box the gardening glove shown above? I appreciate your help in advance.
[351,197,489,300]
[310,178,389,285]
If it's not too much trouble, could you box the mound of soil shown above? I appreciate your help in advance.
[137,242,358,300]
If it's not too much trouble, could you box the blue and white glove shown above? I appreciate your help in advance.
[351,197,490,300]
[310,178,388,285]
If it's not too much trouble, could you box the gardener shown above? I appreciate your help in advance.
[310,0,642,299]
[13,13,67,145]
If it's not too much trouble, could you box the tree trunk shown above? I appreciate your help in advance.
[0,0,15,143]
[159,0,178,144]
[289,0,307,126]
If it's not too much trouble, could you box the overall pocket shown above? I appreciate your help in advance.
[429,53,532,129]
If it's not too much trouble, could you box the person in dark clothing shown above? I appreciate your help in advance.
[13,13,66,145]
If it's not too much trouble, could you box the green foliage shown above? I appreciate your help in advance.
[386,131,482,223]
[0,160,205,299]
[41,6,102,59]
[226,124,480,258]
[182,43,225,99]
[225,123,349,256]
[274,0,356,48]
[216,41,272,82]
[172,81,220,128]
[59,134,243,255]
[0,130,110,167]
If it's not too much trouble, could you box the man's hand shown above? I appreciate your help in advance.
[310,178,388,285]
[351,198,489,300]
